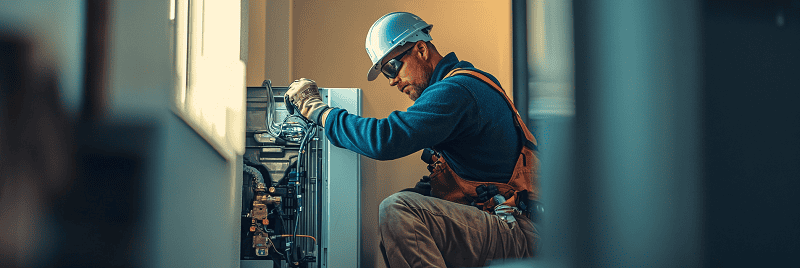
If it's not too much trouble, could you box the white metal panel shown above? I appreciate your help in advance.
[321,88,362,268]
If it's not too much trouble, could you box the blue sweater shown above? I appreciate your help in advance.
[323,53,521,183]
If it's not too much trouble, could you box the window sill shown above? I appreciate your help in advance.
[171,107,237,162]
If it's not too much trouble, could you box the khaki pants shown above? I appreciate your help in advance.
[379,192,538,268]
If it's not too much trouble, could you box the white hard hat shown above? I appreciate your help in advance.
[365,12,433,81]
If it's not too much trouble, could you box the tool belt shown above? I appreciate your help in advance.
[422,147,540,223]
[415,68,542,223]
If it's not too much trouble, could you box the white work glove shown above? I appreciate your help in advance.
[285,78,331,126]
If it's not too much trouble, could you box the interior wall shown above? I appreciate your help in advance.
[248,0,293,86]
[250,1,512,267]
[2,0,243,266]
[107,1,241,267]
[0,0,85,116]
[246,0,266,86]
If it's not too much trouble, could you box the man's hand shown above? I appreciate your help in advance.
[285,78,331,126]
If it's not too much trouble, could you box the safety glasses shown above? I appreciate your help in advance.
[381,46,413,79]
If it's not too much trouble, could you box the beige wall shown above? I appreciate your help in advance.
[249,1,511,266]
[247,0,266,86]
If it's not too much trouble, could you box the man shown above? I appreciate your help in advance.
[285,12,539,268]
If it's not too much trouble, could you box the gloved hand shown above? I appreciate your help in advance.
[285,78,331,126]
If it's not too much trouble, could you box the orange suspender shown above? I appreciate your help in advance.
[443,68,537,149]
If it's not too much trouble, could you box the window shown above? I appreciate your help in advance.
[528,0,574,120]
[169,0,246,160]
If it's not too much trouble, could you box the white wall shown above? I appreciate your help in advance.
[107,1,242,267]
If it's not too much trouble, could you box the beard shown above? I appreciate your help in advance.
[407,64,434,101]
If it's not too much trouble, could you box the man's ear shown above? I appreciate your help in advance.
[415,40,429,61]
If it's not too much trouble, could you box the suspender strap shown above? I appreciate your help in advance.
[444,68,537,150]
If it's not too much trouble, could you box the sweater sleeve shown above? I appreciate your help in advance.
[323,81,480,160]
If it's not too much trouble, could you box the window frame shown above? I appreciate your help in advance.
[168,0,246,161]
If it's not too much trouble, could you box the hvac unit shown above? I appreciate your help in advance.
[241,81,361,268]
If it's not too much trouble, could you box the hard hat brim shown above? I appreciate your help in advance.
[366,41,403,81]
[367,62,382,81]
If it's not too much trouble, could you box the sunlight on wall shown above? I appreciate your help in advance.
[172,0,246,159]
